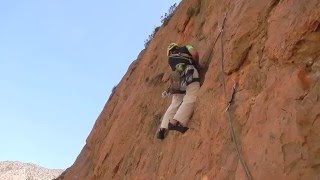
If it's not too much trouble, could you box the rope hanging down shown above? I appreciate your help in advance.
[218,13,252,180]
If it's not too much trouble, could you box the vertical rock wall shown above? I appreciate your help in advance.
[59,0,320,179]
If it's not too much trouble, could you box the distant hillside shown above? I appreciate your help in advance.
[0,161,63,180]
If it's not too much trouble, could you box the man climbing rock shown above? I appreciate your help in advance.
[157,43,201,140]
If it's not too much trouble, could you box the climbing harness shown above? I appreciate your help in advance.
[218,13,252,180]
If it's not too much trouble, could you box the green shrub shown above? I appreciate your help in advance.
[160,3,177,26]
[144,3,177,48]
[144,26,160,48]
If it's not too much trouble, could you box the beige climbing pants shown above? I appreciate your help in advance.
[160,82,200,129]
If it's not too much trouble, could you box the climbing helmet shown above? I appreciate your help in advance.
[167,43,179,56]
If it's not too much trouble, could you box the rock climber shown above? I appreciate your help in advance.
[157,43,201,140]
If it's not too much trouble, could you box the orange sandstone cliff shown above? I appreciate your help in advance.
[58,0,320,179]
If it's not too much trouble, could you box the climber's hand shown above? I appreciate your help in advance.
[161,91,171,98]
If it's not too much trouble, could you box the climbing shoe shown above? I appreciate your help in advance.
[168,122,189,133]
[157,128,167,140]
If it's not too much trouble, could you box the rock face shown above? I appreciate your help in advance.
[59,0,320,179]
[0,161,63,180]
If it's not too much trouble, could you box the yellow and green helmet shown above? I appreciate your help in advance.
[167,43,179,56]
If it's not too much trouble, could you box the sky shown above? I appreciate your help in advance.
[0,0,181,169]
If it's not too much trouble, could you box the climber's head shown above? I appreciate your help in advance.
[167,43,179,56]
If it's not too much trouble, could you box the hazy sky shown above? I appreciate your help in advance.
[0,0,180,169]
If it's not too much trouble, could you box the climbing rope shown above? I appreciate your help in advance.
[218,13,252,180]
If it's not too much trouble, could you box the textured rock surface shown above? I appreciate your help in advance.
[0,161,63,180]
[58,0,320,179]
